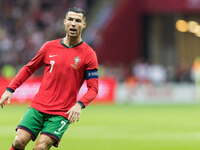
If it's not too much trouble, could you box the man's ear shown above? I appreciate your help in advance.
[83,22,87,29]
[64,19,67,25]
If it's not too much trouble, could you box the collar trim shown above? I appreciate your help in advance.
[60,38,83,49]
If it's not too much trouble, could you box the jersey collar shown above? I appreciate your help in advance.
[60,38,83,49]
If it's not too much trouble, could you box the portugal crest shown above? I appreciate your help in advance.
[71,56,81,69]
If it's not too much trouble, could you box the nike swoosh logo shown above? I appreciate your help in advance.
[49,55,58,58]
[54,131,61,134]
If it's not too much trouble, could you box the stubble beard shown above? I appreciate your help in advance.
[67,30,81,39]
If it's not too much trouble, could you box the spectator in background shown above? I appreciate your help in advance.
[132,59,149,84]
[1,64,16,80]
[175,63,193,83]
[192,57,200,101]
[147,63,167,85]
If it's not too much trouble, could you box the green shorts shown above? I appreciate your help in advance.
[17,107,70,147]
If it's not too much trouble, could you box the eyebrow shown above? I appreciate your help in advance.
[67,17,82,21]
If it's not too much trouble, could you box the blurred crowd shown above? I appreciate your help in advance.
[99,59,195,85]
[0,0,96,74]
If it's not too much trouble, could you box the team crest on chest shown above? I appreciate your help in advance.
[71,56,81,69]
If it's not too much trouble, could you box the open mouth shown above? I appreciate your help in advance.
[69,28,77,33]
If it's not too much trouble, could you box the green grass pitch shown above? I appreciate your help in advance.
[0,104,200,150]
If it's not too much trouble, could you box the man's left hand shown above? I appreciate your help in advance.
[66,103,82,124]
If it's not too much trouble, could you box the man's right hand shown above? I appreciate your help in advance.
[0,90,13,108]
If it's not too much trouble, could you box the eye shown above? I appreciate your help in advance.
[76,19,82,23]
[68,18,73,21]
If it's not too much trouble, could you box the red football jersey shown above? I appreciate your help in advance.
[8,39,98,119]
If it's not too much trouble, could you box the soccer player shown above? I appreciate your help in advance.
[0,7,98,150]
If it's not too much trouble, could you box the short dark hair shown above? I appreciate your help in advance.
[67,7,86,21]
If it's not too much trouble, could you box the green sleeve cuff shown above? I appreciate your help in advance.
[6,87,14,93]
[77,101,85,109]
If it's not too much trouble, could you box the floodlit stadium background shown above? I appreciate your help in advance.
[0,0,200,150]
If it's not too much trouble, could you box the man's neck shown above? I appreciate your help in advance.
[64,36,82,47]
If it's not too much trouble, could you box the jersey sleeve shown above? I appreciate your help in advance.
[78,50,99,108]
[8,42,48,91]
[85,50,98,70]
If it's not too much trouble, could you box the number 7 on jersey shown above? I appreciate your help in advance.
[50,60,55,73]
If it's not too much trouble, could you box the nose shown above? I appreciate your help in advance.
[72,20,76,26]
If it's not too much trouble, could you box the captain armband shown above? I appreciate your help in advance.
[85,69,98,80]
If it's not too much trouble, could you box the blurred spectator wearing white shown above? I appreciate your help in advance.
[132,59,149,84]
[147,63,167,85]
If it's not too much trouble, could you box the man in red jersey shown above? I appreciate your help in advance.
[0,7,98,150]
